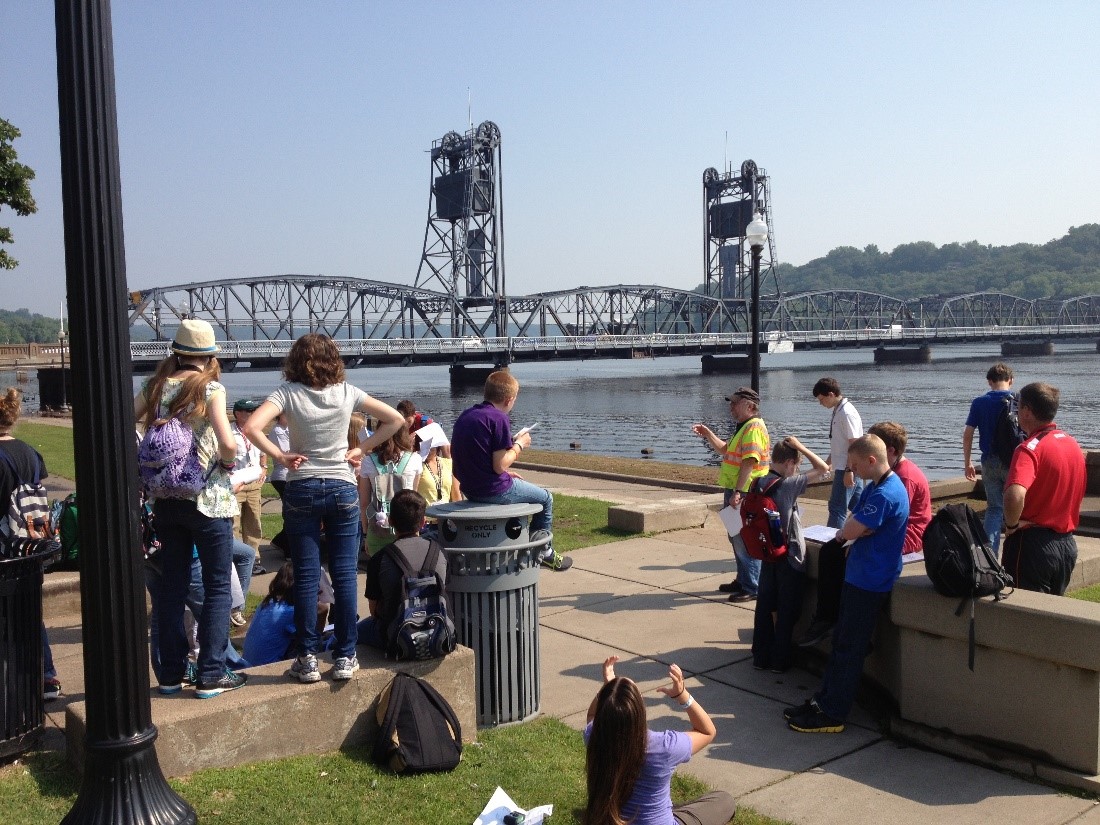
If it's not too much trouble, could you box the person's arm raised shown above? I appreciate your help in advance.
[657,663,716,754]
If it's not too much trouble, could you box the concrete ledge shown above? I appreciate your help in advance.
[43,571,81,619]
[794,532,1100,778]
[608,497,720,534]
[65,645,477,778]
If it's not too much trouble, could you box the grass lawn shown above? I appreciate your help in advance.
[1068,583,1100,603]
[12,421,76,481]
[0,716,789,825]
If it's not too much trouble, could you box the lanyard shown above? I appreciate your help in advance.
[829,398,847,440]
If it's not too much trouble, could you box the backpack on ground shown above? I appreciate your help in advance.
[739,475,788,561]
[991,392,1026,466]
[138,415,213,499]
[366,452,413,543]
[372,672,462,774]
[922,503,1013,670]
[49,492,79,570]
[382,537,456,661]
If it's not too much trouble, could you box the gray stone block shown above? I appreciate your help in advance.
[607,500,711,533]
[66,645,477,778]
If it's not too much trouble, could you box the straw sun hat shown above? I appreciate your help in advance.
[171,319,220,356]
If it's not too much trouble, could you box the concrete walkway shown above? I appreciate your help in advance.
[37,467,1100,824]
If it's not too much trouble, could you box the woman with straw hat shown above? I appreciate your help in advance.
[134,319,246,698]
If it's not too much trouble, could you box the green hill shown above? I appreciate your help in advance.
[774,223,1100,299]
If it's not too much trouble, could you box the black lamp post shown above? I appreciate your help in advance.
[745,211,769,394]
[55,1,195,822]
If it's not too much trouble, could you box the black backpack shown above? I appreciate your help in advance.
[372,672,462,774]
[922,503,1013,670]
[382,538,456,661]
[991,392,1026,466]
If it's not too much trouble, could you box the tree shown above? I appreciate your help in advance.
[0,118,37,270]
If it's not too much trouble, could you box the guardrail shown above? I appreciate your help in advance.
[127,325,1100,363]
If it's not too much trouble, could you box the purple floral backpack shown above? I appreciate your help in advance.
[137,415,212,499]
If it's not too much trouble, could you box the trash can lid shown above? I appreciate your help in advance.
[426,501,542,521]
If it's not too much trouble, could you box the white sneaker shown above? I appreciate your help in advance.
[290,653,321,683]
[332,655,360,681]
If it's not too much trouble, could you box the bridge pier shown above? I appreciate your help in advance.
[701,354,749,375]
[873,345,932,365]
[1002,341,1054,357]
[449,364,498,387]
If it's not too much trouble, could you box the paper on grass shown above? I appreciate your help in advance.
[473,786,553,825]
[802,524,839,544]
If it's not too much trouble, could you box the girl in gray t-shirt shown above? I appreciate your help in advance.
[244,333,404,685]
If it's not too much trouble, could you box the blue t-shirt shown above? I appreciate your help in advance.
[451,401,514,498]
[845,472,909,593]
[242,601,296,666]
[965,390,1013,460]
[583,723,691,825]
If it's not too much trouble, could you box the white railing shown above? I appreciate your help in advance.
[129,325,1100,362]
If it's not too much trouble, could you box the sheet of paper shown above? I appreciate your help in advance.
[229,464,262,487]
[902,551,925,565]
[718,505,742,537]
[472,787,552,825]
[515,422,540,438]
[802,524,838,544]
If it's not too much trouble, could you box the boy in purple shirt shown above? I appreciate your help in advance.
[451,370,572,571]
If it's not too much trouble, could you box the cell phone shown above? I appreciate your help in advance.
[504,812,525,825]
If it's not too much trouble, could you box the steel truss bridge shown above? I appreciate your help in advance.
[123,127,1100,372]
[126,277,1100,370]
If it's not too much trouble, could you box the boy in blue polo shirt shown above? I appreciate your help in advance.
[785,433,909,733]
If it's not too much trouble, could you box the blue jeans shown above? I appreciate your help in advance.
[827,474,864,529]
[981,456,1008,556]
[146,553,249,681]
[283,478,360,659]
[724,489,760,595]
[467,478,554,553]
[356,616,386,651]
[815,582,889,721]
[151,499,234,685]
[42,624,56,681]
[231,539,255,609]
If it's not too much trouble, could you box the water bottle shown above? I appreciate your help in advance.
[765,508,784,547]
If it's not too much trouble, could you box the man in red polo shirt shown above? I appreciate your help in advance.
[1002,382,1085,595]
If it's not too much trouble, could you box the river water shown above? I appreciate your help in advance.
[4,342,1096,481]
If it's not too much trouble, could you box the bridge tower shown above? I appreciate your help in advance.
[703,160,780,310]
[414,121,506,339]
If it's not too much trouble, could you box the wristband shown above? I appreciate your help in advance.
[219,460,235,471]
[844,468,853,473]
[1005,522,1019,530]
[513,442,523,452]
[678,695,694,710]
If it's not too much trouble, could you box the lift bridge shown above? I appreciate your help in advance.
[126,126,1100,373]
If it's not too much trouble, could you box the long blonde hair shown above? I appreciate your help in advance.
[140,355,221,428]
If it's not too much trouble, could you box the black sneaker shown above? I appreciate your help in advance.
[796,617,835,648]
[783,698,814,721]
[539,549,573,571]
[788,708,845,734]
[728,591,756,603]
[195,669,248,699]
[718,579,742,594]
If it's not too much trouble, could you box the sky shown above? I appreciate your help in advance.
[2,2,1098,317]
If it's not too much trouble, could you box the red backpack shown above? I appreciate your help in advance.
[739,475,788,561]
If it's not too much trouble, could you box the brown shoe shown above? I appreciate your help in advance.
[718,579,741,594]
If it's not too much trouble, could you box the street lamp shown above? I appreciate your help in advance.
[745,211,769,394]
[58,329,68,411]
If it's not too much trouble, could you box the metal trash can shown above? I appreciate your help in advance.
[427,501,548,727]
[0,547,52,759]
